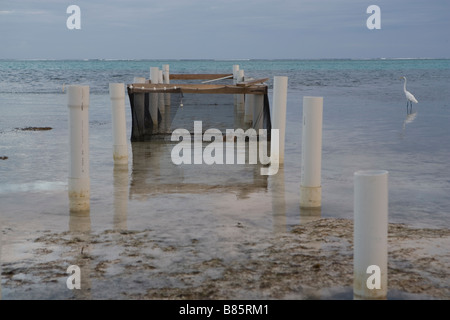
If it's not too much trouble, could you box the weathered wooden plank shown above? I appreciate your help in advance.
[236,78,270,87]
[127,83,267,95]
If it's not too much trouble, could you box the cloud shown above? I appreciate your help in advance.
[0,0,448,59]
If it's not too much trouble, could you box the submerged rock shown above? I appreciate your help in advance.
[16,127,52,131]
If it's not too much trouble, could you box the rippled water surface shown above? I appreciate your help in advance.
[0,59,449,299]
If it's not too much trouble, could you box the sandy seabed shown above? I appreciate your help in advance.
[1,217,448,300]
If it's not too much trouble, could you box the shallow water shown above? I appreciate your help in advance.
[0,59,449,299]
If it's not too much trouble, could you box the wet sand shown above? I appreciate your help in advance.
[1,217,448,300]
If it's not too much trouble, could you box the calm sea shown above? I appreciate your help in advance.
[0,59,449,234]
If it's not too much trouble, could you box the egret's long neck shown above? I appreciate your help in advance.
[403,78,407,93]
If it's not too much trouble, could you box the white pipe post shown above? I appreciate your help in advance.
[67,85,90,212]
[233,65,239,108]
[149,67,160,125]
[150,67,160,84]
[158,70,165,114]
[271,76,288,164]
[233,65,240,83]
[237,70,245,113]
[354,170,388,300]
[163,64,170,84]
[109,83,128,165]
[300,97,323,208]
[163,64,171,106]
[238,70,244,82]
[158,69,164,83]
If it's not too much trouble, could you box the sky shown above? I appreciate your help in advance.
[0,0,449,60]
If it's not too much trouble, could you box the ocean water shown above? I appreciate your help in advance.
[1,59,449,227]
[0,59,449,298]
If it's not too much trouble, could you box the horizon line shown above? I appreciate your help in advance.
[1,57,449,62]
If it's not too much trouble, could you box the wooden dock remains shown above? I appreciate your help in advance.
[127,66,271,141]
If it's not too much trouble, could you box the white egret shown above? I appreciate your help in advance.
[400,76,418,113]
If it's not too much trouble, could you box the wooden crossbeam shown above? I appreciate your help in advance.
[236,78,269,87]
[127,83,267,95]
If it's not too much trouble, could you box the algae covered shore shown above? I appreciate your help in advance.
[1,217,448,300]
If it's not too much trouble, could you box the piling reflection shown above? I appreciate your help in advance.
[130,141,268,199]
[299,207,323,259]
[299,207,322,225]
[270,166,287,233]
[113,163,129,230]
[402,111,417,131]
[68,212,92,299]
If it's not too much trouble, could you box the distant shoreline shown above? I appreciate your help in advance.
[1,57,449,62]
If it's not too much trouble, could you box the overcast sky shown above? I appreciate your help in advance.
[1,0,449,59]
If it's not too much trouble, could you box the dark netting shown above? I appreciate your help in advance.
[128,91,182,141]
[264,93,272,133]
[128,90,271,142]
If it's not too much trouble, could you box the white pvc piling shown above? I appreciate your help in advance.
[158,70,164,86]
[149,67,160,125]
[238,69,245,80]
[109,83,128,165]
[150,67,160,84]
[158,70,165,114]
[354,170,388,300]
[233,65,240,108]
[300,96,323,208]
[271,76,288,164]
[163,64,171,105]
[163,64,170,84]
[237,70,245,113]
[67,85,90,212]
[232,65,240,83]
